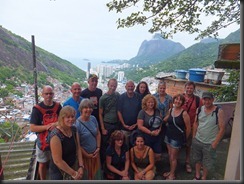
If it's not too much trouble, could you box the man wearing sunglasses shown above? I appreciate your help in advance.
[30,85,62,180]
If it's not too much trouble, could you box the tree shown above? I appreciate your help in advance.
[106,0,240,40]
[211,70,240,102]
[0,88,9,98]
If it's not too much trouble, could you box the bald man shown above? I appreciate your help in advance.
[63,82,83,119]
[30,85,62,180]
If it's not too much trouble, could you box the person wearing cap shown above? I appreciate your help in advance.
[81,74,103,168]
[192,91,225,180]
[81,74,103,129]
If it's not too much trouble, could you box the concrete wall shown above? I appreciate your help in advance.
[158,77,222,97]
[224,84,240,180]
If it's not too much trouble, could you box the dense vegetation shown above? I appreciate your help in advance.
[211,70,240,102]
[0,121,22,143]
[0,26,87,98]
[107,0,240,40]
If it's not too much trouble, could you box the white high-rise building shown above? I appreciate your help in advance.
[117,71,125,82]
[86,62,91,79]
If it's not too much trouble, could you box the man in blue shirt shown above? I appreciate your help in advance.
[117,80,142,148]
[63,82,83,119]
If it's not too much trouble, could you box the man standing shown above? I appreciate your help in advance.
[29,85,62,180]
[63,82,83,119]
[192,91,225,180]
[99,78,120,166]
[117,80,142,147]
[182,81,202,173]
[80,74,103,130]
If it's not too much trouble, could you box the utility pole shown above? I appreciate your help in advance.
[32,35,38,104]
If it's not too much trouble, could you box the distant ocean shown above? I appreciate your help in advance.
[66,58,118,71]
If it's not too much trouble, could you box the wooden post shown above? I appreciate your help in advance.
[0,153,4,180]
[32,35,38,105]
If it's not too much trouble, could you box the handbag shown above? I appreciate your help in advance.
[60,159,79,180]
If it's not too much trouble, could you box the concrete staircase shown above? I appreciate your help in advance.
[0,141,35,180]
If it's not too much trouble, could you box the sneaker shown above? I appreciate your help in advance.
[185,162,192,173]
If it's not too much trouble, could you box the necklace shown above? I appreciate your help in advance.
[59,127,72,138]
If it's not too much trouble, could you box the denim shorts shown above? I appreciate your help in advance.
[192,138,217,171]
[164,135,184,149]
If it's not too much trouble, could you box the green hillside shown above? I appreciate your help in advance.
[0,26,86,89]
[124,29,240,82]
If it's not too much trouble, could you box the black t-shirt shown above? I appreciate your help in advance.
[30,101,62,126]
[80,88,103,122]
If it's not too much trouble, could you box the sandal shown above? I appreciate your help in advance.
[193,176,201,180]
[163,172,170,178]
[166,175,176,180]
[185,162,192,173]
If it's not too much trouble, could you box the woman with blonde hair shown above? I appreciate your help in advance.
[137,94,163,161]
[49,105,84,180]
[153,81,173,153]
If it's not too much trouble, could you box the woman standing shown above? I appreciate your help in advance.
[135,81,151,100]
[137,94,163,161]
[153,81,173,152]
[163,94,191,180]
[49,106,84,180]
[104,130,130,180]
[153,81,173,118]
[75,99,102,180]
[130,134,155,180]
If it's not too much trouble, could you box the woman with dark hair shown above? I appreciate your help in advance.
[104,130,130,180]
[130,134,155,180]
[162,93,191,180]
[135,81,151,100]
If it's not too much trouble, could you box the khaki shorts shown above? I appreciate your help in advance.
[36,145,50,163]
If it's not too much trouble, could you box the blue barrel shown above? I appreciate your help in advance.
[189,68,206,82]
[175,70,187,79]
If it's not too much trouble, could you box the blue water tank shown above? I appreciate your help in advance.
[175,70,187,79]
[189,68,206,82]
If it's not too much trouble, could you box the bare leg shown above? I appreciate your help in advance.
[38,162,47,180]
[201,166,208,180]
[167,146,179,179]
[194,162,202,179]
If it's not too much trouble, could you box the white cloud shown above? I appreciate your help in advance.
[0,0,240,62]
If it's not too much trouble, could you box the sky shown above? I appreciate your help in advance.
[0,0,240,63]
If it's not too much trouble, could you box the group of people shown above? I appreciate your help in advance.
[29,74,225,180]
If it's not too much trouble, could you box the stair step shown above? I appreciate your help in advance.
[0,141,36,180]
[3,157,33,165]
[0,141,35,149]
[0,151,33,157]
[3,169,28,180]
[4,162,30,171]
